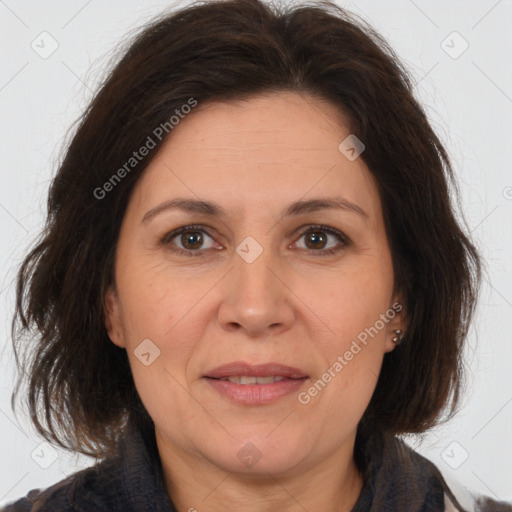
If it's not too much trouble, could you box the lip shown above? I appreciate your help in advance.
[203,361,309,379]
[204,377,307,405]
[203,361,309,405]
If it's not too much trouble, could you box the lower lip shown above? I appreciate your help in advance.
[204,377,308,405]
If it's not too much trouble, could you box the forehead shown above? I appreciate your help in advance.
[129,91,380,222]
[166,91,350,157]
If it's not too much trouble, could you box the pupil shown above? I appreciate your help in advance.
[183,231,202,249]
[307,231,326,249]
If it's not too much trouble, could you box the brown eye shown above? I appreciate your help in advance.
[304,231,328,250]
[180,230,204,250]
[294,225,350,255]
[162,225,217,255]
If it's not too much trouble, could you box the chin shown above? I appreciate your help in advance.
[201,426,311,476]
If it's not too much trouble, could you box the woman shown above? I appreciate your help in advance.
[4,0,511,510]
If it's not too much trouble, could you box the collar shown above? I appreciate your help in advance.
[351,429,446,511]
[70,421,175,511]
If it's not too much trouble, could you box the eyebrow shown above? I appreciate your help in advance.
[141,196,368,224]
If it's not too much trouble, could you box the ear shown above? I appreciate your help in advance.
[384,297,407,353]
[104,285,126,348]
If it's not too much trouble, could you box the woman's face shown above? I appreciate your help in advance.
[105,91,404,477]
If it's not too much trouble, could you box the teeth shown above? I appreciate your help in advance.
[220,376,287,385]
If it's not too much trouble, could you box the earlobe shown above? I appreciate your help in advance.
[384,299,406,353]
[385,328,405,353]
[104,286,126,348]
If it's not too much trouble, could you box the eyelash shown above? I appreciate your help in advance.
[160,224,351,257]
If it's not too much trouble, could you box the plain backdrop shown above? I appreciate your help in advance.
[1,0,511,506]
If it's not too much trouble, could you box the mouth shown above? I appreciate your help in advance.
[203,361,309,405]
[203,361,309,380]
[208,375,299,385]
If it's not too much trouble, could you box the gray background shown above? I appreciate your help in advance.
[0,0,511,505]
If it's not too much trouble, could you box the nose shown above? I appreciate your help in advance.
[217,245,295,338]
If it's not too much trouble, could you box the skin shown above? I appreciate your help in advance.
[105,91,406,512]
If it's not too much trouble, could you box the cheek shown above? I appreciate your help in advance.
[298,259,393,410]
[305,258,393,342]
[116,267,207,385]
[116,259,193,344]
[120,288,200,431]
[299,329,385,441]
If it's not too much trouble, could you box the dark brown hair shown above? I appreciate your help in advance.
[12,0,481,458]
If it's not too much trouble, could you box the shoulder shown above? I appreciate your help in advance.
[443,476,512,512]
[1,473,78,511]
[1,423,173,512]
[385,435,512,511]
[1,458,121,512]
[404,442,512,512]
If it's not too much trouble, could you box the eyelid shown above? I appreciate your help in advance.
[160,224,211,244]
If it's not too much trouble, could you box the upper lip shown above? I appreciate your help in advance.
[204,362,309,379]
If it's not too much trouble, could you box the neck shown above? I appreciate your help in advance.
[156,431,364,512]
